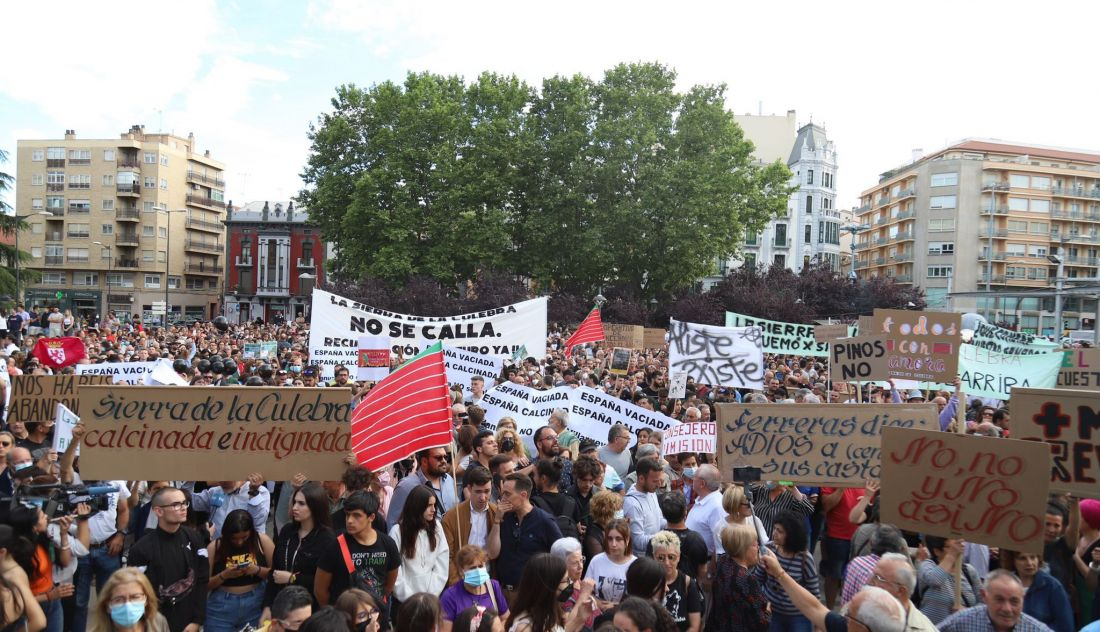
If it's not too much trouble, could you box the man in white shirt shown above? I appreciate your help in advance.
[190,476,270,538]
[685,464,726,555]
[70,479,131,632]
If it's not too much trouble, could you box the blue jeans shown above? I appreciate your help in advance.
[42,596,63,632]
[769,612,813,632]
[205,583,266,632]
[72,545,122,632]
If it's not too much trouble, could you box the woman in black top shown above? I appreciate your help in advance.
[205,509,275,632]
[263,483,335,619]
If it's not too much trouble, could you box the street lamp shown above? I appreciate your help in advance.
[842,224,871,282]
[13,210,52,304]
[158,209,187,325]
[1047,253,1065,340]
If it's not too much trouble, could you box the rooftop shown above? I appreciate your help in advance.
[226,200,310,223]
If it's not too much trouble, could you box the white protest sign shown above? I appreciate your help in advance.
[479,383,573,436]
[568,386,679,448]
[52,403,80,456]
[971,322,1059,356]
[725,311,854,356]
[662,421,715,455]
[667,319,764,389]
[144,359,189,386]
[356,336,391,382]
[443,345,503,397]
[75,361,157,384]
[308,289,547,378]
[668,372,688,399]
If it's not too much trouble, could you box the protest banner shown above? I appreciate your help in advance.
[662,421,715,456]
[857,315,874,336]
[8,375,112,423]
[145,359,190,386]
[442,345,503,397]
[609,347,632,376]
[643,328,667,350]
[308,289,547,377]
[356,336,391,381]
[830,335,890,381]
[668,372,688,399]
[75,361,157,385]
[956,344,1062,400]
[668,319,764,389]
[725,311,851,356]
[52,403,80,456]
[716,403,936,485]
[568,386,678,448]
[605,324,643,349]
[880,427,1050,553]
[1058,348,1100,391]
[478,383,572,435]
[970,322,1058,356]
[814,324,850,344]
[243,341,278,360]
[1011,387,1100,498]
[870,309,961,382]
[77,386,354,480]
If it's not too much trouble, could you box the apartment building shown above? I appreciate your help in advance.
[15,126,226,322]
[854,139,1100,334]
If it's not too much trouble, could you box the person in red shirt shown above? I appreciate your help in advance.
[818,486,863,608]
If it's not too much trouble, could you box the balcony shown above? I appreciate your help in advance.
[982,183,1010,192]
[186,194,226,210]
[895,275,913,283]
[979,228,1008,238]
[45,232,63,242]
[875,217,888,225]
[115,233,140,246]
[118,157,140,169]
[115,208,141,221]
[1052,209,1100,221]
[772,239,791,249]
[855,203,872,213]
[296,258,315,269]
[45,256,64,265]
[256,284,290,297]
[115,258,139,269]
[184,239,222,253]
[186,171,225,188]
[46,183,64,192]
[235,256,253,266]
[66,230,90,239]
[186,216,223,232]
[893,253,913,263]
[1051,186,1100,199]
[876,197,890,207]
[896,209,914,221]
[978,252,1007,261]
[116,183,141,196]
[47,158,65,168]
[68,157,90,166]
[894,188,915,200]
[1066,255,1100,266]
[67,204,90,214]
[895,231,914,241]
[874,236,889,245]
[874,257,886,265]
[980,206,1009,216]
[185,261,223,275]
[67,255,89,264]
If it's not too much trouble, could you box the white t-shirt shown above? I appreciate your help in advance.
[67,479,131,544]
[712,515,770,555]
[584,552,636,604]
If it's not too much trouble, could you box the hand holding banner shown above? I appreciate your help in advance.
[52,403,80,456]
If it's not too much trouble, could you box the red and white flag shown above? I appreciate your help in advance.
[564,307,604,358]
[32,337,87,370]
[350,342,453,471]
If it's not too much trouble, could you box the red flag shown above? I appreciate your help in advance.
[564,307,604,358]
[32,337,86,370]
[351,342,453,471]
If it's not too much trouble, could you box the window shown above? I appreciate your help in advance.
[47,148,65,160]
[68,199,91,212]
[143,202,155,212]
[73,273,98,286]
[144,274,161,289]
[31,247,42,258]
[31,174,43,186]
[888,225,899,238]
[144,177,155,188]
[1010,174,1030,188]
[929,195,957,209]
[823,197,831,209]
[209,280,218,289]
[107,273,134,288]
[66,248,89,262]
[806,195,813,214]
[31,198,43,209]
[1008,197,1029,211]
[158,227,167,238]
[47,196,64,209]
[101,199,114,210]
[211,189,224,202]
[930,172,958,187]
[1031,199,1050,212]
[1007,220,1028,232]
[1006,243,1026,257]
[160,155,169,166]
[142,226,155,237]
[117,171,137,185]
[102,174,114,186]
[32,149,44,161]
[891,184,901,197]
[804,224,812,244]
[806,170,814,185]
[1027,244,1047,258]
[68,149,91,161]
[301,240,313,264]
[168,277,181,289]
[142,250,154,261]
[41,272,66,285]
[774,224,787,246]
[928,242,955,255]
[68,223,90,237]
[928,218,955,231]
[101,224,113,235]
[31,223,43,234]
[824,172,832,188]
[1006,266,1026,279]
[144,152,156,164]
[68,174,91,189]
[157,250,166,262]
[774,254,786,267]
[1030,222,1048,234]
[1027,268,1049,280]
[745,232,757,246]
[824,222,839,245]
[103,150,115,161]
[47,171,65,185]
[159,178,167,190]
[101,247,111,260]
[1031,176,1051,190]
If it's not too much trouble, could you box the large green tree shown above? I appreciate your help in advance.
[0,149,35,299]
[300,63,794,300]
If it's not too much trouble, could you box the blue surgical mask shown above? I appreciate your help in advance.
[464,567,490,587]
[682,467,696,480]
[765,480,779,490]
[289,365,302,373]
[613,509,625,520]
[110,601,145,628]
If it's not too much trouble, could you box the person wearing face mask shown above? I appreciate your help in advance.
[7,447,41,489]
[89,567,170,632]
[438,547,508,632]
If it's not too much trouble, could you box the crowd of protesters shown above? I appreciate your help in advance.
[0,305,1097,632]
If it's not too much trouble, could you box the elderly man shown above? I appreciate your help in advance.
[597,424,632,478]
[761,549,906,632]
[938,570,1052,632]
[684,464,725,555]
[868,553,938,632]
[548,408,578,459]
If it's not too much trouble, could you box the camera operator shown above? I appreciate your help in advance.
[60,423,132,632]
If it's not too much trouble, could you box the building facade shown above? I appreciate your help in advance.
[14,126,226,322]
[703,112,842,288]
[223,201,324,324]
[854,139,1100,334]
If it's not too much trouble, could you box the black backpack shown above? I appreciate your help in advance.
[533,494,580,539]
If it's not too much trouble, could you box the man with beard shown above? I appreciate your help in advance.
[386,447,458,530]
[524,425,573,491]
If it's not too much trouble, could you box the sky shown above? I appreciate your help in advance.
[4,0,1100,210]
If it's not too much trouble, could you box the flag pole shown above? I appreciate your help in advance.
[450,439,463,546]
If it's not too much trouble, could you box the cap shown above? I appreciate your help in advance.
[303,366,318,377]
[906,389,925,400]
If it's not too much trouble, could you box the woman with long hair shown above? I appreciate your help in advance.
[334,589,381,632]
[88,567,168,632]
[395,593,440,632]
[620,558,678,632]
[9,505,71,632]
[650,531,702,632]
[584,492,623,565]
[389,486,448,605]
[494,427,529,466]
[1001,550,1073,632]
[755,512,818,632]
[0,525,46,632]
[506,554,595,632]
[705,524,770,632]
[205,509,275,632]
[583,519,636,611]
[263,483,336,620]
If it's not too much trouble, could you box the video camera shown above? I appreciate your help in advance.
[4,482,120,520]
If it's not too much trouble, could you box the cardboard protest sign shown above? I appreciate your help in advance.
[970,322,1058,356]
[609,348,632,376]
[814,324,850,344]
[830,335,890,382]
[77,386,353,480]
[1011,387,1100,498]
[309,289,547,378]
[605,324,643,349]
[663,421,715,455]
[75,361,157,385]
[568,386,678,448]
[880,428,1050,553]
[1058,348,1100,391]
[857,315,874,336]
[52,403,80,456]
[716,403,937,485]
[956,344,1062,400]
[870,309,961,382]
[643,328,667,350]
[356,336,391,381]
[725,311,851,356]
[443,345,503,397]
[668,319,764,389]
[8,375,112,423]
[478,383,573,435]
[243,341,278,360]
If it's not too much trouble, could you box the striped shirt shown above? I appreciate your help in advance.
[754,547,820,617]
[748,485,815,536]
[917,559,980,625]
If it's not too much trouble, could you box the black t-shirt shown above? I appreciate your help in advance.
[5,314,22,334]
[497,508,562,588]
[318,531,400,604]
[824,611,847,632]
[664,571,704,631]
[1043,537,1076,598]
[646,528,709,579]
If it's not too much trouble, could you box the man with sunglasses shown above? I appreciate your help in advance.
[386,447,457,531]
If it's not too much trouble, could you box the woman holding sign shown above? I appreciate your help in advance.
[916,536,980,625]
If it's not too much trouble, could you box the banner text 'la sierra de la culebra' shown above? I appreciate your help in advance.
[308,289,547,378]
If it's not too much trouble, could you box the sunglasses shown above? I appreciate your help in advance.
[0,441,12,447]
